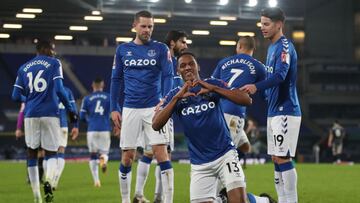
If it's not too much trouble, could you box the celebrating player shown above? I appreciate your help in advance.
[241,7,302,203]
[12,40,78,203]
[79,78,111,187]
[153,52,275,203]
[110,10,174,203]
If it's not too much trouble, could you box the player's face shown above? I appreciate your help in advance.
[133,17,154,43]
[178,55,199,82]
[173,37,188,57]
[260,16,280,40]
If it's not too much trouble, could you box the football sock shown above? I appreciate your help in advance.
[45,154,58,186]
[27,159,41,200]
[53,153,65,188]
[89,154,99,184]
[247,193,270,203]
[280,162,298,203]
[135,155,152,196]
[154,165,163,201]
[119,163,132,203]
[43,159,47,179]
[274,163,286,203]
[159,161,174,203]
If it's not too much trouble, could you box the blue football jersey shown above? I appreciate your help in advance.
[212,54,266,118]
[171,56,184,88]
[111,40,173,110]
[13,55,63,117]
[255,36,301,117]
[59,87,76,128]
[162,78,235,165]
[80,91,111,131]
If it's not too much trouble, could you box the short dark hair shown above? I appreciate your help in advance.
[164,30,188,47]
[238,36,256,51]
[93,77,104,84]
[177,51,196,62]
[36,40,53,52]
[261,7,285,22]
[134,10,153,21]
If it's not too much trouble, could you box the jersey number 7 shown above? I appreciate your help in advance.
[228,69,244,87]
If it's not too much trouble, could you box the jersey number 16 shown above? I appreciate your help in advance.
[26,70,47,93]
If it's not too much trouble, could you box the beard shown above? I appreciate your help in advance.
[139,33,151,44]
[174,48,185,57]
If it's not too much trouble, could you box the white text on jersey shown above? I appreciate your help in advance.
[23,60,51,72]
[124,59,157,66]
[221,58,256,74]
[181,102,216,116]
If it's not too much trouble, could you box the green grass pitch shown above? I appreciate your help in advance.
[0,162,359,202]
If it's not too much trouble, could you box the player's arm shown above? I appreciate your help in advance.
[67,89,79,128]
[196,79,252,106]
[79,98,88,122]
[328,129,334,147]
[110,47,124,129]
[160,45,174,96]
[53,60,77,119]
[66,89,79,139]
[12,75,26,102]
[241,50,290,94]
[153,82,194,131]
[254,50,290,91]
[15,103,25,139]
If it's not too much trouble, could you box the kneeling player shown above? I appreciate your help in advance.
[153,52,274,203]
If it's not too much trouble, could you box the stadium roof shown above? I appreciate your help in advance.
[0,0,304,47]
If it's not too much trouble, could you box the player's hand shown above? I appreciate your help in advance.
[111,111,122,130]
[174,81,196,99]
[155,97,166,113]
[113,126,121,138]
[193,80,215,95]
[71,127,79,140]
[15,129,24,139]
[68,111,79,123]
[240,84,257,94]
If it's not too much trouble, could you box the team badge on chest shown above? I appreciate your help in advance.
[148,49,156,57]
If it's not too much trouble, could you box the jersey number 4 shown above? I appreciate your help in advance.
[228,69,244,87]
[95,100,104,115]
[26,70,47,93]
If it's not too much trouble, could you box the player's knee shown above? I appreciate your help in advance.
[121,150,136,166]
[152,144,169,162]
[143,150,153,158]
[58,146,65,153]
[27,148,38,159]
[44,150,57,157]
[227,187,245,203]
[272,155,291,164]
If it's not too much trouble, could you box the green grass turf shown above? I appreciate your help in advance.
[0,162,359,202]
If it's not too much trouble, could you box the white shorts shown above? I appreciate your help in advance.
[24,117,61,152]
[120,107,169,149]
[267,115,301,157]
[190,149,246,202]
[87,131,111,154]
[58,127,68,147]
[138,118,174,152]
[224,114,249,148]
